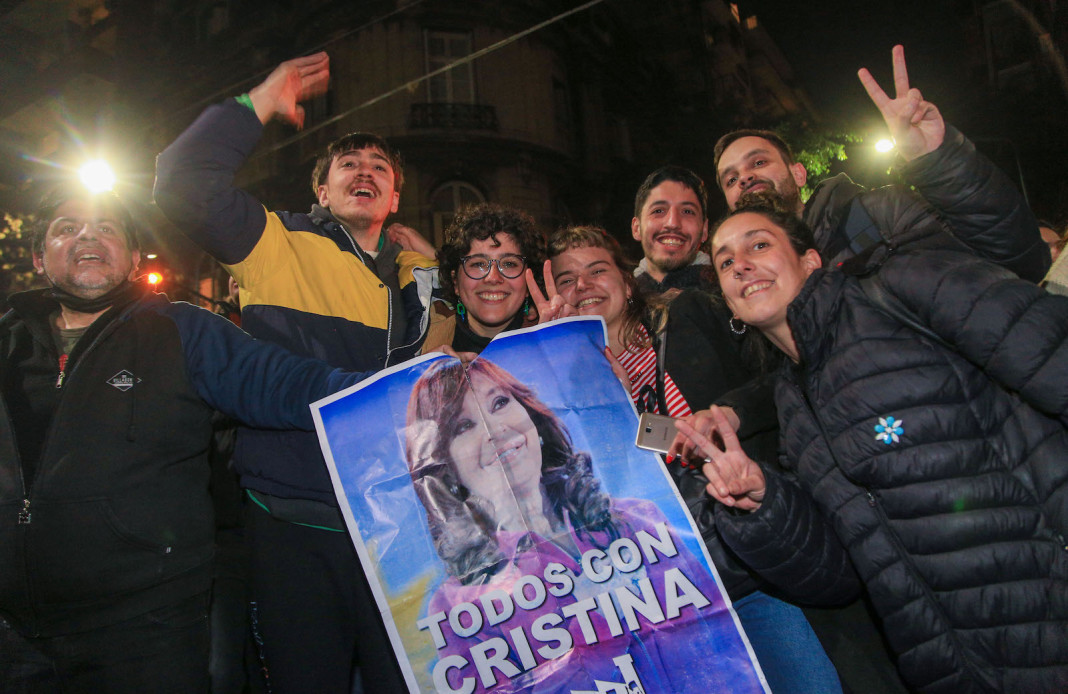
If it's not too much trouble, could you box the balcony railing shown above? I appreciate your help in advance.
[408,103,499,131]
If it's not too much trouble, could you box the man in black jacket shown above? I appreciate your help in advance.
[0,185,370,693]
[713,45,1049,283]
[630,165,716,294]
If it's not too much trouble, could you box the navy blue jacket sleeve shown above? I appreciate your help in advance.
[903,125,1050,282]
[153,99,269,265]
[162,302,371,430]
[715,465,861,606]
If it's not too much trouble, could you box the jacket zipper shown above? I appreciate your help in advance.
[387,265,438,366]
[31,299,139,517]
[339,224,394,362]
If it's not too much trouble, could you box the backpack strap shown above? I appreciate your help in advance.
[639,314,671,415]
[857,274,950,349]
[836,197,952,350]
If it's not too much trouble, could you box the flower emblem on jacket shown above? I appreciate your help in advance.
[874,416,904,444]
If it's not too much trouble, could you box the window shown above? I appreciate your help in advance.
[425,31,474,104]
[430,181,485,246]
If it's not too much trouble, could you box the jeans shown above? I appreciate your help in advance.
[734,590,843,694]
[0,592,210,694]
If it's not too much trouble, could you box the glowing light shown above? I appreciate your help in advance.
[147,272,162,285]
[145,253,158,259]
[79,159,116,193]
[875,139,894,153]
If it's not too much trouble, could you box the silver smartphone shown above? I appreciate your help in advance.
[635,412,677,454]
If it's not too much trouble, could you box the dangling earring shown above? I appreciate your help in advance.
[729,317,747,335]
[522,297,532,317]
[456,300,466,319]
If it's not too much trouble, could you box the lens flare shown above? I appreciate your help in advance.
[79,160,116,193]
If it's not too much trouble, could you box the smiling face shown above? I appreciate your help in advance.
[316,146,400,233]
[447,372,543,506]
[712,211,821,344]
[631,180,708,281]
[551,245,631,335]
[33,198,140,299]
[716,136,807,213]
[454,234,528,338]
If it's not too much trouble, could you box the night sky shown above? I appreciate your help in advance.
[749,1,972,127]
[739,0,1068,217]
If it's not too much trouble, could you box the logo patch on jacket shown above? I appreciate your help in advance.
[874,416,904,444]
[107,370,140,391]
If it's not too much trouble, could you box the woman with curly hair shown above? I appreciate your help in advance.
[404,358,754,693]
[423,203,547,354]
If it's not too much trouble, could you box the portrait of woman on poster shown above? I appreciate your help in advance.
[404,358,758,694]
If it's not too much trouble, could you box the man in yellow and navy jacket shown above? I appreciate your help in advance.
[154,52,436,693]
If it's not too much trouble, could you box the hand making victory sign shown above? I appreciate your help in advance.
[524,260,576,324]
[858,45,945,162]
[248,51,331,128]
[524,262,631,388]
[674,408,766,512]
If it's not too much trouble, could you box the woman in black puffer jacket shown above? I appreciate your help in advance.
[678,199,1068,694]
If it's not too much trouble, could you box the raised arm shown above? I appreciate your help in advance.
[858,45,1048,281]
[153,53,331,265]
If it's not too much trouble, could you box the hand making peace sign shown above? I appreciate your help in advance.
[674,407,766,512]
[524,260,577,324]
[523,261,631,389]
[858,45,945,162]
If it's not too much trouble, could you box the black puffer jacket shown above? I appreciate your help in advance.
[804,125,1050,283]
[718,250,1068,693]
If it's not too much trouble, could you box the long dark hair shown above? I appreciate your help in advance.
[405,359,614,584]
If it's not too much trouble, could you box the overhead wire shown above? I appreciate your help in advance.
[251,0,609,159]
[164,0,430,124]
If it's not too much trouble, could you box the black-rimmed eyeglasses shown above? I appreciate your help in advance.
[459,254,527,280]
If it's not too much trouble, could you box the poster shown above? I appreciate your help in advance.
[313,317,767,693]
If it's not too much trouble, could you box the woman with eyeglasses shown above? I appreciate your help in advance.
[423,203,548,355]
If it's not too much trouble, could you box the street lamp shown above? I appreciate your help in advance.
[78,159,116,193]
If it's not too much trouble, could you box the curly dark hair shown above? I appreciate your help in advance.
[438,203,546,304]
[405,358,615,585]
